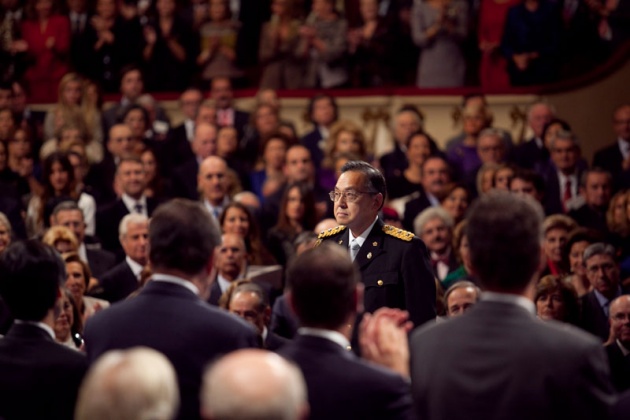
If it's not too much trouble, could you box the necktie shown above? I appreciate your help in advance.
[563,179,572,209]
[134,203,143,214]
[350,240,360,261]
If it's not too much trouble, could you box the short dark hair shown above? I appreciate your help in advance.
[340,160,387,204]
[467,192,544,292]
[119,65,143,85]
[307,94,338,123]
[562,228,605,269]
[118,104,149,126]
[0,240,64,321]
[510,169,546,194]
[149,199,221,276]
[579,167,612,188]
[52,200,82,219]
[287,242,359,329]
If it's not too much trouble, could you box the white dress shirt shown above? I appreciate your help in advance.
[152,273,199,295]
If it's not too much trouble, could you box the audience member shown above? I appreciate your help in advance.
[201,349,308,420]
[280,242,414,419]
[0,240,88,419]
[605,295,630,392]
[250,132,289,201]
[172,122,218,200]
[510,168,545,204]
[75,347,180,420]
[410,192,614,420]
[443,280,480,317]
[220,201,275,265]
[541,214,576,277]
[563,228,602,297]
[300,94,339,169]
[478,0,519,89]
[534,274,580,324]
[84,199,257,420]
[0,212,12,254]
[42,224,79,253]
[441,220,475,288]
[64,252,109,319]
[387,130,437,200]
[210,77,250,139]
[380,106,423,179]
[593,104,630,191]
[414,207,457,282]
[167,88,203,167]
[514,102,555,169]
[542,130,583,215]
[209,233,248,305]
[54,287,83,349]
[569,168,613,231]
[403,155,451,231]
[440,183,469,223]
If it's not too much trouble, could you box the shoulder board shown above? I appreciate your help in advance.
[382,225,414,242]
[317,225,347,239]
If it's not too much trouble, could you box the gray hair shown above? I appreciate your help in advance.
[549,129,579,150]
[0,212,11,233]
[413,207,454,237]
[443,281,481,306]
[477,128,504,143]
[527,101,556,121]
[202,350,307,420]
[52,200,83,220]
[583,242,616,265]
[119,214,149,239]
[74,347,179,420]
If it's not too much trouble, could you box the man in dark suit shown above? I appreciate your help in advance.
[605,295,630,392]
[568,169,613,232]
[12,80,46,150]
[51,201,116,278]
[84,199,258,420]
[593,104,630,191]
[166,88,204,170]
[403,156,451,231]
[172,123,218,200]
[541,130,583,215]
[410,192,614,420]
[300,94,338,169]
[96,156,159,255]
[414,207,459,282]
[278,242,414,419]
[380,106,423,179]
[513,102,554,170]
[318,160,435,329]
[210,77,249,140]
[0,240,88,420]
[227,281,288,351]
[581,242,630,342]
[208,233,247,306]
[67,0,92,77]
[95,214,148,303]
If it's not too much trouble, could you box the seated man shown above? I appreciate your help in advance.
[444,281,480,317]
[0,240,88,419]
[414,207,458,282]
[209,233,247,306]
[605,295,630,392]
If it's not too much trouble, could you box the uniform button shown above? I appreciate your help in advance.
[377,280,384,286]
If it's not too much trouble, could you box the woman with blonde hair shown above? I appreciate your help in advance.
[541,214,577,277]
[42,225,79,254]
[607,190,628,237]
[323,120,368,169]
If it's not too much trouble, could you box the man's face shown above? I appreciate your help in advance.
[117,161,146,198]
[107,125,133,158]
[510,178,542,202]
[585,253,620,298]
[198,158,228,205]
[333,171,380,233]
[211,78,233,109]
[180,89,203,120]
[528,104,554,138]
[447,287,477,317]
[229,291,266,334]
[216,234,246,278]
[613,106,630,141]
[610,297,630,345]
[477,134,504,164]
[550,138,578,174]
[120,222,149,265]
[394,111,420,145]
[120,70,143,100]
[284,147,313,183]
[583,173,611,209]
[54,209,85,244]
[420,217,451,254]
[196,106,216,126]
[311,97,335,127]
[0,88,12,109]
[193,124,217,159]
[421,158,450,197]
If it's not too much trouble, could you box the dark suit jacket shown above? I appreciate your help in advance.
[403,190,433,232]
[300,128,325,169]
[207,281,222,306]
[380,144,408,179]
[514,137,548,170]
[593,142,630,191]
[568,204,608,232]
[605,341,630,392]
[279,334,414,420]
[85,154,117,205]
[613,389,630,420]
[541,163,584,216]
[270,294,300,339]
[85,247,116,279]
[166,123,195,170]
[320,218,436,328]
[95,197,159,255]
[264,329,289,351]
[94,260,140,303]
[0,323,88,420]
[581,288,630,342]
[410,300,614,420]
[84,280,258,420]
[172,158,200,200]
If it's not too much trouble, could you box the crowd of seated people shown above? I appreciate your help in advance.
[1,61,630,418]
[1,0,629,99]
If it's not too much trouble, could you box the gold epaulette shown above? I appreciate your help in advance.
[315,225,347,246]
[382,225,414,242]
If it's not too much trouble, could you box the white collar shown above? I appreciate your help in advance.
[152,273,199,296]
[78,242,88,263]
[217,274,234,294]
[262,326,268,342]
[204,197,229,215]
[298,327,351,351]
[426,192,440,207]
[618,138,630,160]
[14,320,55,340]
[481,291,536,315]
[125,256,144,280]
[534,136,544,149]
[348,216,378,247]
[122,194,147,215]
[617,339,630,356]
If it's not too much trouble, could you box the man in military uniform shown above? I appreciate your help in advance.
[317,161,436,328]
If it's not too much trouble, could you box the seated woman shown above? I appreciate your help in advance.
[475,162,500,196]
[387,130,438,200]
[267,182,318,266]
[54,288,83,350]
[41,121,103,165]
[563,228,602,297]
[493,164,516,191]
[42,225,79,254]
[220,202,276,266]
[534,275,580,325]
[250,133,290,202]
[140,147,172,200]
[241,104,282,169]
[63,253,110,323]
[440,183,470,225]
[0,212,12,254]
[442,220,475,290]
[541,215,577,277]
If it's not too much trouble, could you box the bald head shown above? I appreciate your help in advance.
[610,295,630,346]
[198,156,228,205]
[192,123,218,160]
[201,349,308,420]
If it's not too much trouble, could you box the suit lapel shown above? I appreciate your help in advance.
[354,219,385,270]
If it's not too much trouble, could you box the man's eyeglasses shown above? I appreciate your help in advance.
[329,190,376,203]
